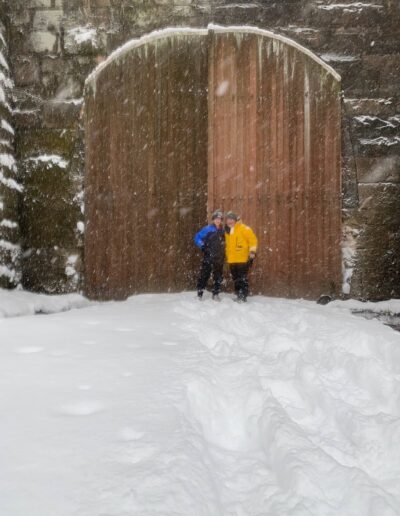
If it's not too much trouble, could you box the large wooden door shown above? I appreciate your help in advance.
[208,29,341,298]
[84,27,341,300]
[85,33,209,300]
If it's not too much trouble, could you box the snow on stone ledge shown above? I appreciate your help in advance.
[64,26,104,54]
[354,115,400,128]
[320,53,359,63]
[24,154,69,170]
[360,136,400,147]
[0,288,91,318]
[317,3,383,12]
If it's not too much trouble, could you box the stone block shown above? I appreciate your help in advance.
[366,34,400,55]
[41,55,70,74]
[16,128,77,159]
[33,10,63,32]
[356,156,400,183]
[40,68,84,100]
[0,187,19,223]
[339,61,381,97]
[120,6,172,29]
[26,0,63,7]
[86,7,114,28]
[42,99,82,128]
[278,26,325,52]
[351,181,400,299]
[362,54,400,96]
[357,184,400,227]
[344,98,399,118]
[349,114,400,143]
[154,0,193,4]
[62,0,86,11]
[353,137,400,158]
[64,25,106,55]
[21,247,82,294]
[20,157,80,249]
[13,108,42,128]
[10,10,31,27]
[353,246,400,300]
[13,86,44,111]
[91,0,111,6]
[13,56,40,86]
[320,28,364,56]
[213,4,270,26]
[54,75,84,100]
[28,30,60,53]
[308,3,385,28]
[0,222,19,243]
[39,55,85,99]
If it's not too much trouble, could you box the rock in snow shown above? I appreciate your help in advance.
[1,291,400,515]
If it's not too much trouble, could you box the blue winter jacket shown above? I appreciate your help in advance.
[194,224,225,263]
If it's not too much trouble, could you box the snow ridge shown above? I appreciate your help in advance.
[24,154,69,170]
[1,293,399,515]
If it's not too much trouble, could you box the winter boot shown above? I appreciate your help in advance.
[212,294,221,302]
[197,290,204,300]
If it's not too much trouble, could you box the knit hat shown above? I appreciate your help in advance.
[225,211,239,221]
[211,210,223,220]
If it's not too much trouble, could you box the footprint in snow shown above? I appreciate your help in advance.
[58,400,105,416]
[15,346,44,354]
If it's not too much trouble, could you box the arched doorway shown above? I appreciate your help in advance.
[84,26,341,300]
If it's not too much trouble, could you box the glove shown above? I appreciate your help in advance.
[249,251,256,261]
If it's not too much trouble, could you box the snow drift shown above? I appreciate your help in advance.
[1,292,400,515]
[0,288,90,317]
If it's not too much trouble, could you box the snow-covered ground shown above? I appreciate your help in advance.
[0,288,90,317]
[1,291,400,516]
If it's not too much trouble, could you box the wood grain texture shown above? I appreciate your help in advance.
[208,31,341,298]
[85,34,209,300]
[85,29,341,300]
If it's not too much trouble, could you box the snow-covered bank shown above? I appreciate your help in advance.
[331,297,400,315]
[0,288,90,317]
[1,293,400,515]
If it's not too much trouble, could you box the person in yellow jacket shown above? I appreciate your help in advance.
[225,211,258,302]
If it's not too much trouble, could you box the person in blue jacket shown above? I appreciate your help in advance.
[194,210,225,300]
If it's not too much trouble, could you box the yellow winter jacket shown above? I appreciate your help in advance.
[225,222,258,264]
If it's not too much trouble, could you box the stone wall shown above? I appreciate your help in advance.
[4,0,400,299]
[0,1,20,288]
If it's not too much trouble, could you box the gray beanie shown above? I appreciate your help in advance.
[225,211,239,221]
[211,210,223,220]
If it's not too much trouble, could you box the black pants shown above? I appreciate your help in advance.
[197,258,223,295]
[229,262,250,300]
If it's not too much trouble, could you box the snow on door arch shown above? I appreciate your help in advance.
[84,26,341,301]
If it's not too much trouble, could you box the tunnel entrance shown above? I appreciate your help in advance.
[84,26,341,301]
